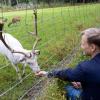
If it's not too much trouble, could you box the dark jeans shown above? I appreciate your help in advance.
[65,85,82,100]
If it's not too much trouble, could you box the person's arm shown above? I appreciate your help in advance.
[36,63,85,82]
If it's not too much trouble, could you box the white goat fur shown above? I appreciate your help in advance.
[0,33,40,78]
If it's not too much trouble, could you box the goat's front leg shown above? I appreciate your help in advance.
[22,63,26,77]
[11,63,22,80]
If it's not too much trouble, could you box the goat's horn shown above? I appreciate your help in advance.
[12,51,32,58]
[33,37,41,50]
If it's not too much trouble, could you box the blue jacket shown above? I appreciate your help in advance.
[48,53,100,100]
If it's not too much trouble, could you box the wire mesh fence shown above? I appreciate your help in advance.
[0,0,100,99]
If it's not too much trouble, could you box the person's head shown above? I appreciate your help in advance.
[81,28,100,57]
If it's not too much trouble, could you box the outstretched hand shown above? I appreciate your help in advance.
[35,71,48,77]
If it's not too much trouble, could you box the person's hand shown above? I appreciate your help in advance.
[71,82,81,89]
[35,71,48,77]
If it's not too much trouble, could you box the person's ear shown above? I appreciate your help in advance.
[91,44,96,52]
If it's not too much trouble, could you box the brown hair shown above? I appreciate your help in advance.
[81,28,100,47]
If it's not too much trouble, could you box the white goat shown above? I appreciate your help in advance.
[0,33,40,79]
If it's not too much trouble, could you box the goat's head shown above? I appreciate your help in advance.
[21,49,40,73]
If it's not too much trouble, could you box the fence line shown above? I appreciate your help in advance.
[0,73,32,97]
[0,63,10,70]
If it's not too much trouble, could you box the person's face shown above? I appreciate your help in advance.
[81,34,94,56]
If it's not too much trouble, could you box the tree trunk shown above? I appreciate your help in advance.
[3,0,7,5]
[16,0,19,5]
[83,0,85,3]
[9,0,11,5]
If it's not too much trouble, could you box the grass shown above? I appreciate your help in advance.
[0,3,100,99]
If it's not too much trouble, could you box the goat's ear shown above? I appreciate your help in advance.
[32,50,40,55]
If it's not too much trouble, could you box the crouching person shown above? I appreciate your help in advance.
[36,28,100,100]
